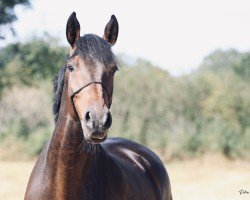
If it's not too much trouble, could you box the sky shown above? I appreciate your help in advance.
[3,0,250,75]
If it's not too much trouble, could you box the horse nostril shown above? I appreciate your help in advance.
[103,111,112,129]
[84,111,94,130]
[85,111,91,122]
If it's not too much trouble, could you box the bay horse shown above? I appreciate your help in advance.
[25,12,172,200]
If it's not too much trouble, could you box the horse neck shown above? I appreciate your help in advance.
[45,86,104,198]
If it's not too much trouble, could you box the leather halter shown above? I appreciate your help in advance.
[70,81,112,122]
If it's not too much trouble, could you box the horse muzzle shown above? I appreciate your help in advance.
[81,107,112,143]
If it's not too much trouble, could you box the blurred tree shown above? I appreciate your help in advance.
[111,58,176,147]
[0,0,30,39]
[198,49,242,73]
[234,52,250,81]
[202,73,250,157]
[0,41,250,159]
[0,42,19,69]
[0,35,67,87]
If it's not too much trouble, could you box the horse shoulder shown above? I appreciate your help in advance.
[102,137,172,200]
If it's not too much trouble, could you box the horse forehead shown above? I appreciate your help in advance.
[75,56,104,79]
[87,60,106,81]
[93,61,105,78]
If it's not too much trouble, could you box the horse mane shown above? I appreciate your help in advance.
[53,64,66,122]
[53,34,118,122]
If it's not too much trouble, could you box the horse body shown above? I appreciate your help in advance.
[25,12,172,200]
[25,117,171,200]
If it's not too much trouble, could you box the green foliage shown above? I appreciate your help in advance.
[0,83,53,159]
[0,84,53,136]
[0,0,30,39]
[199,49,242,73]
[0,35,67,88]
[0,37,250,160]
[234,52,250,81]
[111,59,173,146]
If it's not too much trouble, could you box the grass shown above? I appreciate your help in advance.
[0,162,34,200]
[0,155,249,200]
[168,155,250,200]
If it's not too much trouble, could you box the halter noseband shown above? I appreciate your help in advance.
[70,81,112,122]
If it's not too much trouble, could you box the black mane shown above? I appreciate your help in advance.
[53,34,118,122]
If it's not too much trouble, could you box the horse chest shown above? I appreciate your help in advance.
[53,168,125,200]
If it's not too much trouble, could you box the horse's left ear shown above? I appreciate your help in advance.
[103,15,119,46]
[66,12,80,48]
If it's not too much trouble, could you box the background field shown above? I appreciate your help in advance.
[1,155,250,200]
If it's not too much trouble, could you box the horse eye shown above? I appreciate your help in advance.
[112,67,118,75]
[67,65,74,72]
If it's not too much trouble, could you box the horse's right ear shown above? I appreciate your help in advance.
[66,12,80,48]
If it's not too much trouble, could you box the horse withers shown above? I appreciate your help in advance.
[24,12,172,200]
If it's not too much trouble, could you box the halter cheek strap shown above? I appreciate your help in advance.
[70,81,112,122]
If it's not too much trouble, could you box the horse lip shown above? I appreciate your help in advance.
[87,134,107,144]
[91,131,107,140]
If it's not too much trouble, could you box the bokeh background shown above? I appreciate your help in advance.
[0,0,249,199]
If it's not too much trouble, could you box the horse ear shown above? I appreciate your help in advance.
[103,15,119,46]
[66,12,80,48]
